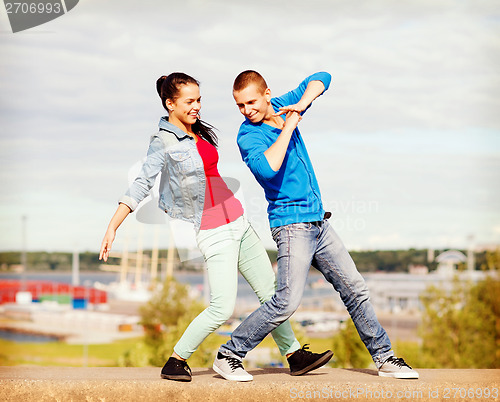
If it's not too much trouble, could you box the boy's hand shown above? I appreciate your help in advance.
[264,110,302,171]
[282,110,302,130]
[274,102,306,116]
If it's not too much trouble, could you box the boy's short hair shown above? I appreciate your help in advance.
[233,70,268,94]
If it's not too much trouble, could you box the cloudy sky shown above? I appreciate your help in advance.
[1,0,499,254]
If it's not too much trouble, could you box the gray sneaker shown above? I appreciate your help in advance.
[378,357,419,379]
[213,352,253,382]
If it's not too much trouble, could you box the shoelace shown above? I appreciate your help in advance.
[385,357,412,369]
[225,356,244,371]
[174,359,192,375]
[297,344,313,355]
[182,361,192,375]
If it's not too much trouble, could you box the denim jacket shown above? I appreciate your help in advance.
[119,117,206,231]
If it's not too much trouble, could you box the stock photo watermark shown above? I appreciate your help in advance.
[127,150,381,263]
[245,194,379,233]
[289,386,499,400]
[3,0,79,33]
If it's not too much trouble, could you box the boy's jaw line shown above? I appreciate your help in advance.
[260,107,276,125]
[250,114,263,123]
[245,102,275,124]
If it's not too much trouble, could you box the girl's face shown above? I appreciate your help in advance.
[166,83,201,129]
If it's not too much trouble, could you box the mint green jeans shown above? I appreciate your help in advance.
[173,215,300,359]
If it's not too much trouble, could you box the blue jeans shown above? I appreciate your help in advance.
[219,220,393,368]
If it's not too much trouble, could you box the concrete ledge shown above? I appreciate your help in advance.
[1,367,499,401]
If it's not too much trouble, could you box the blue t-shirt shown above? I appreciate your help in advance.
[237,72,332,227]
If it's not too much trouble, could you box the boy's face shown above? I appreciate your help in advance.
[233,84,271,124]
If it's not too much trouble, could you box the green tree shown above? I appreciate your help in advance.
[480,248,500,271]
[266,320,308,368]
[419,275,500,368]
[330,319,372,368]
[119,278,224,367]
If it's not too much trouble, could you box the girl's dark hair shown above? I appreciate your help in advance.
[156,72,218,147]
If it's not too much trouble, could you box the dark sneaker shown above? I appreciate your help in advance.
[213,352,253,381]
[378,356,419,379]
[287,344,333,376]
[161,357,192,382]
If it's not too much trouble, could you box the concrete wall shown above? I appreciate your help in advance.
[1,367,499,402]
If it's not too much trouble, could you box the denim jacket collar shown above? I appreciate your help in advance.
[158,116,191,140]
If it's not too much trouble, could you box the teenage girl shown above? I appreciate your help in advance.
[99,73,300,382]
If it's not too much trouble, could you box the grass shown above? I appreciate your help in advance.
[0,333,336,367]
[0,333,424,369]
[0,337,143,366]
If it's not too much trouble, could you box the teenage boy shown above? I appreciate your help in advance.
[212,71,419,381]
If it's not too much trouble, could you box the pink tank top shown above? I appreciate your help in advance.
[196,136,244,230]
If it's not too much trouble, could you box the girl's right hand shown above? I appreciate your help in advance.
[99,229,116,262]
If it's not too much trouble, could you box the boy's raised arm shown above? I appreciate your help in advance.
[274,80,326,116]
[264,78,326,172]
[263,111,302,172]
